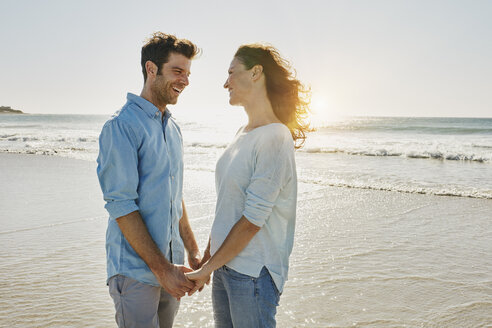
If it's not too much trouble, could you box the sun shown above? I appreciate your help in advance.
[311,95,328,114]
[308,93,339,127]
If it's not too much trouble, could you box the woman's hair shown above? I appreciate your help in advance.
[234,44,311,148]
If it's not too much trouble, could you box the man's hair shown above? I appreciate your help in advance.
[234,44,311,149]
[141,32,199,82]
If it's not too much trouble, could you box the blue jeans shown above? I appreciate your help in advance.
[212,266,281,328]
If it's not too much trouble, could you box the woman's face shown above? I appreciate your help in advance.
[224,57,253,106]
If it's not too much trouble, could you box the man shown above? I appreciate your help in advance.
[97,32,201,328]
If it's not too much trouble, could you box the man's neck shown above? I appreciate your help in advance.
[140,88,167,114]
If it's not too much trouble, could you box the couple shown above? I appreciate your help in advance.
[97,32,309,328]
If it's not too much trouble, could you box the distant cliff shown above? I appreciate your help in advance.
[0,106,24,114]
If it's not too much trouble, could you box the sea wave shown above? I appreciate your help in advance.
[0,147,96,161]
[318,125,492,135]
[188,141,228,149]
[2,147,489,199]
[472,143,492,149]
[299,177,492,200]
[301,147,492,163]
[0,215,106,235]
[0,124,42,129]
[315,117,492,135]
[2,140,491,165]
[5,136,40,142]
[0,134,17,138]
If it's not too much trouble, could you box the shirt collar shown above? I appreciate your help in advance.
[126,93,172,120]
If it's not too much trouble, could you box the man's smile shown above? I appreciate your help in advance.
[172,86,183,95]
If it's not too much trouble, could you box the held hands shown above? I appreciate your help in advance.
[156,250,210,301]
[186,249,211,294]
[155,264,195,301]
[186,249,210,292]
[185,266,212,295]
[185,248,212,293]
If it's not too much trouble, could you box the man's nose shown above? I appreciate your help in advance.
[223,79,229,89]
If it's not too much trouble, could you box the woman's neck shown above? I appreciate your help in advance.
[242,94,280,132]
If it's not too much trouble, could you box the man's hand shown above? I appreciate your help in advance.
[116,212,196,299]
[154,264,195,300]
[200,248,211,268]
[188,250,202,270]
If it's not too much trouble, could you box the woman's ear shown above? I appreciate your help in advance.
[251,65,263,81]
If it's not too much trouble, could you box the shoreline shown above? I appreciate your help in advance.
[2,151,490,200]
[1,153,491,327]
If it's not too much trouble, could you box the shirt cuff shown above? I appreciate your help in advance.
[242,194,274,227]
[105,200,139,220]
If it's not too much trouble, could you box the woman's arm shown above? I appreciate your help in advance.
[186,216,260,292]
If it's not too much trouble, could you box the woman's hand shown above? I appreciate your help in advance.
[185,267,212,294]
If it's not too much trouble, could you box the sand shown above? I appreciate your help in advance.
[1,153,491,327]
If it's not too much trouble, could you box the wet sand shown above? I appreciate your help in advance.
[0,153,491,327]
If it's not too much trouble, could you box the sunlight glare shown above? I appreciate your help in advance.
[309,93,340,128]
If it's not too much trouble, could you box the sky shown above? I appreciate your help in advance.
[1,0,491,122]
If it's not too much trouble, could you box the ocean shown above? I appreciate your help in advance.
[0,113,491,327]
[1,114,491,199]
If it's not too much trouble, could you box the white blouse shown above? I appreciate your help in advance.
[210,123,297,292]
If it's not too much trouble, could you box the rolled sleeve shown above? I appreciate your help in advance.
[104,200,139,220]
[242,130,294,227]
[97,118,140,220]
[243,190,276,227]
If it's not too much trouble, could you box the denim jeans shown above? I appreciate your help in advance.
[212,266,281,328]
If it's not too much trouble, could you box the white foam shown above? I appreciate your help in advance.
[299,176,492,199]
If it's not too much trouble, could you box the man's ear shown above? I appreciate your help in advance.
[251,65,263,81]
[145,60,158,79]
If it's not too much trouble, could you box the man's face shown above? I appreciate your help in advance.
[151,52,191,107]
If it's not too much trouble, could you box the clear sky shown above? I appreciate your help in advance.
[1,0,491,121]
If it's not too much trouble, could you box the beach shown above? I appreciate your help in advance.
[1,153,491,327]
[2,0,492,325]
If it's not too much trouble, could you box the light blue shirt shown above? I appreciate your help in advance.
[210,123,297,292]
[97,93,184,286]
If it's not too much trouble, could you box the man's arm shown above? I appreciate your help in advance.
[116,210,195,299]
[179,200,201,270]
[186,216,260,292]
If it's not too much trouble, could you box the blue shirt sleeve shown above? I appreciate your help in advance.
[97,118,140,219]
[243,129,295,227]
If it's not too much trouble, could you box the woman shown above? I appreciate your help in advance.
[186,44,310,327]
